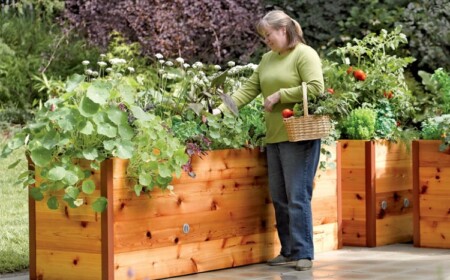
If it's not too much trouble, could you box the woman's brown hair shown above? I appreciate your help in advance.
[256,10,306,50]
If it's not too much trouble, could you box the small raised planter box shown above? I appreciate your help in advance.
[412,140,450,249]
[339,140,413,247]
[29,147,341,280]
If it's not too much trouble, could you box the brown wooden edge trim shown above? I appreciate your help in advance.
[27,155,37,280]
[412,140,420,247]
[336,141,343,249]
[101,159,114,280]
[365,141,376,247]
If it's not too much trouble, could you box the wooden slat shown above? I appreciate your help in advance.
[375,214,413,246]
[35,249,101,280]
[418,167,450,195]
[341,220,367,246]
[413,140,450,249]
[113,206,277,253]
[113,232,279,280]
[419,196,450,218]
[418,218,450,249]
[417,140,450,166]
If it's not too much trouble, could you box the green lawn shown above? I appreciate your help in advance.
[0,138,29,273]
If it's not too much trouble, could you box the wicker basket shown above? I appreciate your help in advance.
[283,82,332,142]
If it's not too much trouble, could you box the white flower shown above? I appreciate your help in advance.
[82,60,90,66]
[165,61,174,67]
[97,61,107,67]
[176,57,184,64]
[155,53,164,59]
[92,71,99,77]
[345,57,350,65]
[115,73,123,79]
[193,61,203,69]
[85,69,93,75]
[214,65,221,70]
[74,199,84,207]
[100,53,106,58]
[127,67,135,73]
[227,61,235,67]
[158,69,165,75]
[183,63,190,69]
[158,59,165,65]
[109,58,126,65]
[105,67,113,73]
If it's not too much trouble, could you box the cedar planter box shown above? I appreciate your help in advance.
[412,140,450,249]
[29,147,341,280]
[339,140,413,247]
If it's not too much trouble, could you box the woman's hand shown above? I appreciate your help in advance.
[212,108,222,115]
[264,92,281,112]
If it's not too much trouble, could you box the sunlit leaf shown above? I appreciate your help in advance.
[66,74,85,92]
[30,147,52,167]
[47,196,59,210]
[220,93,238,116]
[47,166,66,181]
[82,147,99,160]
[80,120,94,135]
[30,187,44,201]
[130,105,152,121]
[82,179,96,194]
[114,140,134,159]
[79,96,100,117]
[87,80,110,105]
[65,186,80,199]
[210,70,228,88]
[92,197,108,212]
[107,107,127,125]
[97,123,117,138]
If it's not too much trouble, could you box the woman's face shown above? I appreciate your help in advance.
[263,26,288,54]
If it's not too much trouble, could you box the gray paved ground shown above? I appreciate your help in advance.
[1,243,449,279]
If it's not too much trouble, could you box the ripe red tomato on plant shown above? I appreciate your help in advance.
[327,88,335,94]
[282,108,294,118]
[346,66,354,75]
[353,69,366,81]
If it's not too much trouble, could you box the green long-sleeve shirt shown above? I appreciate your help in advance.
[219,43,324,143]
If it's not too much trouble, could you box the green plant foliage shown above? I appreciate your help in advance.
[1,62,189,212]
[0,6,100,119]
[325,27,417,140]
[401,0,450,72]
[340,107,377,140]
[421,115,450,151]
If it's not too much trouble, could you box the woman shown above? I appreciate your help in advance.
[214,10,324,271]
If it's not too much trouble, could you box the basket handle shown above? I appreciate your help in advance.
[302,82,308,117]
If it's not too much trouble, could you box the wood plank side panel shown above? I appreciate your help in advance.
[414,140,450,249]
[34,161,103,280]
[112,147,340,279]
[340,140,367,246]
[374,141,413,246]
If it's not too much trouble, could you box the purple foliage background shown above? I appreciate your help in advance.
[64,0,265,64]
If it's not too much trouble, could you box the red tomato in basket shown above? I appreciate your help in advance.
[282,109,294,118]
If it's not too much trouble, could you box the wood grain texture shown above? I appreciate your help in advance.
[413,140,450,249]
[340,140,413,247]
[30,147,341,279]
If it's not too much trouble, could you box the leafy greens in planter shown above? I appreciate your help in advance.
[1,53,267,212]
[2,69,189,212]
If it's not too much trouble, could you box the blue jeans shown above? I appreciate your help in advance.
[266,139,321,260]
